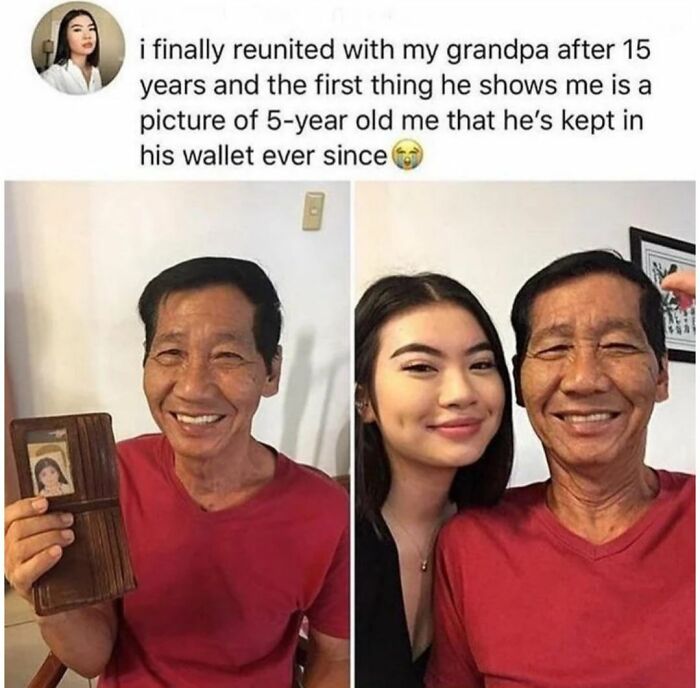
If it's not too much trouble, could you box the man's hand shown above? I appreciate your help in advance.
[661,270,696,308]
[5,496,118,678]
[5,497,75,602]
[304,628,349,688]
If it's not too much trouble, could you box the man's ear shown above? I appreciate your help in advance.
[355,385,376,423]
[655,354,669,403]
[262,346,282,397]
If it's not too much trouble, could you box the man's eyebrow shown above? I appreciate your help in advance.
[151,331,185,344]
[599,317,645,332]
[152,331,250,344]
[529,323,573,342]
[530,317,644,343]
[390,341,493,359]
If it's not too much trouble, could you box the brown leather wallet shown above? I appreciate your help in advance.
[10,413,136,616]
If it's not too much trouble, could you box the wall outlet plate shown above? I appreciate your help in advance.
[302,192,325,231]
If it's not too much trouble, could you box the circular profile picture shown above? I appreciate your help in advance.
[31,3,124,95]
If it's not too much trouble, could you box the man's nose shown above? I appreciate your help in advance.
[559,346,611,395]
[174,356,214,398]
[438,369,477,408]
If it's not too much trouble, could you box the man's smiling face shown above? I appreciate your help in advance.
[520,273,668,472]
[143,284,279,464]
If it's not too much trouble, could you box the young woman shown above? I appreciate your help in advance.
[355,273,513,688]
[42,9,102,95]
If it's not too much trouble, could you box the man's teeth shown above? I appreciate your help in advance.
[175,414,222,425]
[565,413,614,423]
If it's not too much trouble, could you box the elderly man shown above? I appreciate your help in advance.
[5,257,350,687]
[426,250,694,688]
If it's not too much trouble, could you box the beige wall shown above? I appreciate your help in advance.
[31,3,125,85]
[5,182,351,478]
[356,182,696,486]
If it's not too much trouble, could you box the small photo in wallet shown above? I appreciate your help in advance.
[10,413,136,616]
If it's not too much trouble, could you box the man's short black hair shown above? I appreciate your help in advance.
[138,257,282,372]
[510,250,666,405]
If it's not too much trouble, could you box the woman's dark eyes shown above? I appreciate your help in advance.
[403,363,435,373]
[402,361,495,373]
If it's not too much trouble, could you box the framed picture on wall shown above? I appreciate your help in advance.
[630,226,695,363]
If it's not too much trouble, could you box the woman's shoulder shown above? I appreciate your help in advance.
[41,64,65,83]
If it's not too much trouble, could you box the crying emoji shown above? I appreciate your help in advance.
[391,139,423,170]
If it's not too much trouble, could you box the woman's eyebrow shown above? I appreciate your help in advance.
[390,340,492,359]
[467,341,494,355]
[390,343,442,359]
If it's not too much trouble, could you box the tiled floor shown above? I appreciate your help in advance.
[5,588,93,688]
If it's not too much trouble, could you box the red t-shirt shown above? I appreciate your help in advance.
[98,434,349,688]
[426,470,694,688]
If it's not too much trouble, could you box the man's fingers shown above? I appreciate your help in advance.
[661,271,696,299]
[8,546,65,600]
[12,529,75,567]
[5,497,48,533]
[6,511,74,542]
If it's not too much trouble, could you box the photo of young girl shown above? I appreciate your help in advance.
[27,431,75,497]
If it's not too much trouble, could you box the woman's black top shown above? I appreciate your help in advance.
[356,515,429,688]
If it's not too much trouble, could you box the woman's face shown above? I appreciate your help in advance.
[66,14,97,59]
[39,465,60,487]
[364,302,505,472]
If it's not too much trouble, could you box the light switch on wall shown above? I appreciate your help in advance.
[302,192,325,231]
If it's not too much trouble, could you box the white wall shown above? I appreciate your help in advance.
[5,182,350,478]
[356,182,695,485]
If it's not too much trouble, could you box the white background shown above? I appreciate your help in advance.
[356,181,695,485]
[5,182,350,481]
[1,0,698,180]
[1,0,697,682]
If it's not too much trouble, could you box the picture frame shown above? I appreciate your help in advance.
[629,226,695,363]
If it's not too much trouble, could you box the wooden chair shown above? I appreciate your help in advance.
[28,654,66,688]
[28,473,349,687]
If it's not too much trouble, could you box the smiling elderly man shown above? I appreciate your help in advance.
[426,250,694,688]
[5,257,350,688]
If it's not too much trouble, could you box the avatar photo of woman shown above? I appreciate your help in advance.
[31,3,124,95]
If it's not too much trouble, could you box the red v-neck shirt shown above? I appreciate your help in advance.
[99,434,349,688]
[427,470,694,688]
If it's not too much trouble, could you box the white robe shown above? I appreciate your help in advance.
[41,60,102,95]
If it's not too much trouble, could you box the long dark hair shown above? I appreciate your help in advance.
[355,273,513,524]
[34,457,69,490]
[54,9,100,67]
